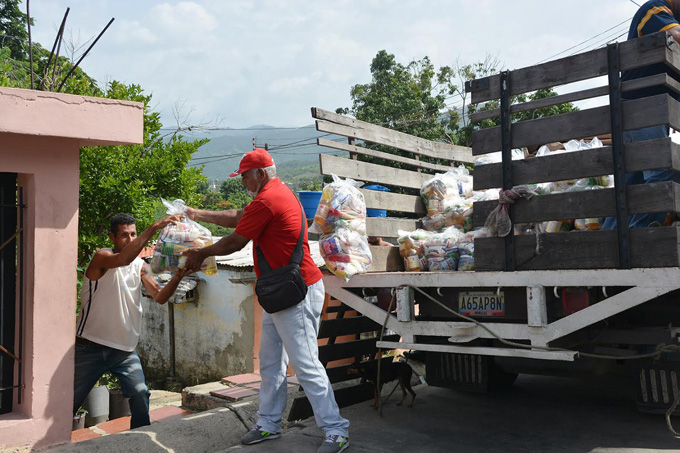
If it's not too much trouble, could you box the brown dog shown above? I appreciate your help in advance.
[347,360,416,408]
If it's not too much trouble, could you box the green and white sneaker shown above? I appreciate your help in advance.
[240,425,280,445]
[317,434,350,453]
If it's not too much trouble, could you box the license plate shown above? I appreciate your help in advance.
[458,292,505,317]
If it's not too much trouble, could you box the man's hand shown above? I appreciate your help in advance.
[180,247,207,273]
[184,207,197,221]
[154,214,183,230]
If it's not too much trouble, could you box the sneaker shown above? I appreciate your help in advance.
[240,425,280,445]
[317,434,350,453]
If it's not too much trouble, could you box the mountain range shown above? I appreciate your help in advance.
[185,125,348,185]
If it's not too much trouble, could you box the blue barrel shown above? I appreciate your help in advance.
[363,184,390,217]
[298,191,323,218]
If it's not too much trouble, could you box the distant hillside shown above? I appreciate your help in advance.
[185,125,348,185]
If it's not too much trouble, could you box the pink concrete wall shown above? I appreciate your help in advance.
[0,87,143,145]
[0,87,143,449]
[0,135,80,448]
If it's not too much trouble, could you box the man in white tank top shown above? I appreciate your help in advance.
[74,213,192,429]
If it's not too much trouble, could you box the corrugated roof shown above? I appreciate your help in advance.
[215,240,325,269]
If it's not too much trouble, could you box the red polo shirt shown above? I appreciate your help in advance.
[235,177,322,286]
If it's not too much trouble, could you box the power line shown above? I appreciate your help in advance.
[536,17,632,64]
[159,125,316,132]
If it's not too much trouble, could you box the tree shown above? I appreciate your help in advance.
[338,50,453,143]
[220,178,251,210]
[78,81,207,264]
[0,0,30,60]
[0,13,209,264]
[339,50,578,152]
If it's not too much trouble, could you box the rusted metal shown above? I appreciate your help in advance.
[56,17,115,92]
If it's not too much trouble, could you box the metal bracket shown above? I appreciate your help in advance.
[607,42,630,269]
[500,70,515,271]
[465,77,489,93]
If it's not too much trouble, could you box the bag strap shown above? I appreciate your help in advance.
[256,197,306,273]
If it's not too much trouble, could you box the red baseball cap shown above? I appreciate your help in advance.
[229,148,274,177]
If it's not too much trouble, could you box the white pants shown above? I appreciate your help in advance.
[256,279,350,437]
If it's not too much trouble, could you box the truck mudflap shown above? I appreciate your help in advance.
[633,359,680,416]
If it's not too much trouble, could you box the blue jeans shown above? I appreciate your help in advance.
[73,342,151,429]
[256,279,349,437]
[602,125,676,229]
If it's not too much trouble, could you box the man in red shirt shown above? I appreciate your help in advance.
[182,149,350,453]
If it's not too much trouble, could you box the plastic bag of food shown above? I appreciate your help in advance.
[150,199,217,275]
[319,229,372,280]
[456,231,480,271]
[420,166,472,217]
[311,175,372,280]
[398,229,433,271]
[423,227,464,271]
[311,175,366,236]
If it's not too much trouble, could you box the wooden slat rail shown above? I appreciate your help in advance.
[318,315,381,338]
[472,181,680,227]
[324,357,394,384]
[473,138,680,190]
[360,188,426,215]
[475,227,680,271]
[366,217,419,238]
[469,73,680,123]
[320,154,433,189]
[472,94,680,155]
[312,107,474,164]
[318,138,452,173]
[318,334,400,363]
[468,32,674,104]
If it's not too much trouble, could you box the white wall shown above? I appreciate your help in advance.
[138,268,256,386]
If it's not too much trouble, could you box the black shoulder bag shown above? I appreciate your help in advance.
[254,203,308,314]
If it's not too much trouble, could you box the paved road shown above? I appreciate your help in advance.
[222,373,680,453]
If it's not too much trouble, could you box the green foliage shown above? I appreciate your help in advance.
[339,50,452,143]
[339,50,578,155]
[78,82,207,264]
[0,0,31,60]
[99,372,121,390]
[298,179,323,191]
[219,178,252,209]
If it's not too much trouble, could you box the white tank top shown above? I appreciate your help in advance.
[76,250,145,352]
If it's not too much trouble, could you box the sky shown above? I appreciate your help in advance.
[21,0,636,129]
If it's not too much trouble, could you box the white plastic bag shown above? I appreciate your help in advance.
[311,175,372,280]
[150,199,217,275]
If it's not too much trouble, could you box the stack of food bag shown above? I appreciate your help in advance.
[150,199,217,275]
[473,138,614,236]
[311,175,372,280]
[420,166,498,234]
[398,227,480,272]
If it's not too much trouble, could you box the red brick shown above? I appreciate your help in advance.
[97,416,131,434]
[244,382,261,390]
[221,373,261,385]
[287,375,300,385]
[210,387,259,401]
[150,405,193,422]
[71,428,101,442]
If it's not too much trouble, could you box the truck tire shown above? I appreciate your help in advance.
[488,362,518,391]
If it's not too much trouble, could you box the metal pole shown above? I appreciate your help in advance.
[18,187,23,404]
[168,302,176,379]
[607,43,630,269]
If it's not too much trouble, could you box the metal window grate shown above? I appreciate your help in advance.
[0,173,25,414]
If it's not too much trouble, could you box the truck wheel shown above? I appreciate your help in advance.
[488,362,518,390]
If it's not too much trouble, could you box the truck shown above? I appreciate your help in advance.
[310,31,680,418]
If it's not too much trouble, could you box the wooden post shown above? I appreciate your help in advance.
[348,137,357,160]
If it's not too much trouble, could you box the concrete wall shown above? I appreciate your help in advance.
[138,269,256,386]
[0,87,143,449]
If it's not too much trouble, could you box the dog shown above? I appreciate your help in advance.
[347,359,416,408]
